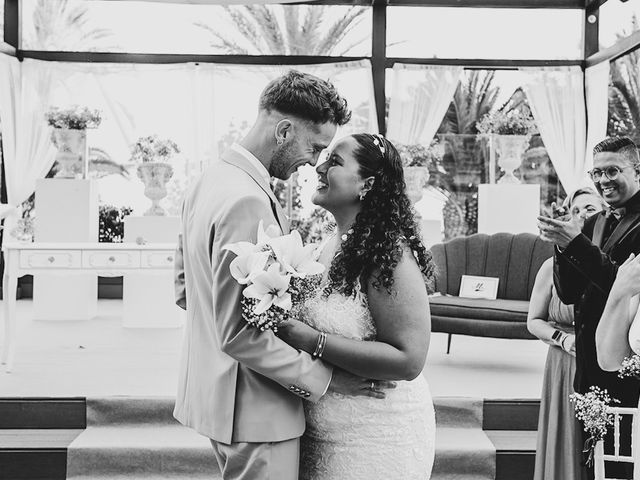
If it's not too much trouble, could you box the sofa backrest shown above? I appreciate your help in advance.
[429,232,554,301]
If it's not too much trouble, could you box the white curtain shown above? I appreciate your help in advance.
[0,56,60,244]
[520,66,587,194]
[585,62,611,173]
[387,64,463,145]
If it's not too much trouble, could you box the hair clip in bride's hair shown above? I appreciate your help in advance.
[372,134,385,156]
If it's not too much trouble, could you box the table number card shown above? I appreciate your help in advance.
[459,275,499,300]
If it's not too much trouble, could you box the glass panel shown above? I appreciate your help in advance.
[387,7,583,60]
[19,62,375,236]
[415,133,564,243]
[607,51,640,144]
[21,0,371,55]
[386,68,565,243]
[599,2,640,50]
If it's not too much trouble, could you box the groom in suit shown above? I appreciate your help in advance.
[173,71,353,480]
[538,136,640,479]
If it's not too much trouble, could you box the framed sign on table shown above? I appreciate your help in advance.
[459,275,499,300]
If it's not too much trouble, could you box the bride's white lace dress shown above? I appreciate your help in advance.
[298,287,436,480]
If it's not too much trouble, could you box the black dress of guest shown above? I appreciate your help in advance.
[554,190,640,480]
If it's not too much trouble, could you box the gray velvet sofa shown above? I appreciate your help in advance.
[428,232,554,353]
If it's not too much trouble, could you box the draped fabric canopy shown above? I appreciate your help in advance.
[387,64,462,145]
[520,66,587,195]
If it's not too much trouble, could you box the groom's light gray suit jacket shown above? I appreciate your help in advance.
[173,148,332,444]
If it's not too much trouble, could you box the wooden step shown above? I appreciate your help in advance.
[0,397,540,480]
[0,429,82,480]
[488,430,537,480]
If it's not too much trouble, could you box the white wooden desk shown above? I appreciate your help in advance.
[1,242,177,373]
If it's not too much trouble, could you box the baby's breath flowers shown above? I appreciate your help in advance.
[569,386,620,467]
[618,354,640,380]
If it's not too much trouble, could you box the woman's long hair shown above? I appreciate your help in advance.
[324,133,436,297]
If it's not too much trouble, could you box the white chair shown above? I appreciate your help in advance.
[594,406,637,480]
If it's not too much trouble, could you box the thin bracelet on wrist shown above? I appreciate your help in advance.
[312,332,327,358]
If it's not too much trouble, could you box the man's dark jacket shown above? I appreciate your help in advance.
[554,191,640,408]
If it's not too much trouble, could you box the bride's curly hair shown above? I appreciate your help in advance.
[324,133,436,297]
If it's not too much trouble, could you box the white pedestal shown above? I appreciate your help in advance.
[420,218,443,248]
[33,179,98,321]
[478,184,540,235]
[123,216,183,328]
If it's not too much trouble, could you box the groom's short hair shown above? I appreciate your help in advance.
[259,70,351,126]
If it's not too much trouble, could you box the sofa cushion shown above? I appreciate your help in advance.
[429,294,529,323]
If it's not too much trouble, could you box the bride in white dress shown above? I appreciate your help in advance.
[596,253,640,479]
[277,133,436,480]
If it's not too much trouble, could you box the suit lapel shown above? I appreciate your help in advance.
[221,149,289,234]
[602,211,640,252]
[592,213,608,249]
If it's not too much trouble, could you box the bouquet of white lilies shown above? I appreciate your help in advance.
[224,221,325,332]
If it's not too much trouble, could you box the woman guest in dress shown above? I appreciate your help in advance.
[529,187,606,480]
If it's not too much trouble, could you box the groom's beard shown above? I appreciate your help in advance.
[270,142,296,180]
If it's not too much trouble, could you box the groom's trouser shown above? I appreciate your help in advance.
[210,437,299,480]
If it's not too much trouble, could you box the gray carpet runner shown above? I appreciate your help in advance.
[67,396,495,480]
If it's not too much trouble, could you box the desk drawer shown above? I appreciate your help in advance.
[20,251,81,268]
[82,251,141,268]
[141,251,176,268]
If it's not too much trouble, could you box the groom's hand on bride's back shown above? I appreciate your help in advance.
[328,369,396,399]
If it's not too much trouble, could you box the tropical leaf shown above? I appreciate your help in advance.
[28,0,112,51]
[197,5,366,56]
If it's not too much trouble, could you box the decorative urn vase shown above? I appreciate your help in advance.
[494,134,530,184]
[137,161,174,216]
[51,128,86,178]
[403,166,431,204]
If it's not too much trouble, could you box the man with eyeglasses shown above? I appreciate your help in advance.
[538,136,640,480]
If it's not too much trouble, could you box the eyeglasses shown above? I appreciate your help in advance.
[587,165,635,182]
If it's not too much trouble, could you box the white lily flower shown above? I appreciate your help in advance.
[257,220,281,246]
[270,230,325,278]
[229,251,270,285]
[222,220,280,257]
[223,241,261,258]
[243,263,292,314]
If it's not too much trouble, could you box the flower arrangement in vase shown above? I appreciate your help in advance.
[395,138,444,205]
[477,110,537,184]
[131,135,180,216]
[45,106,102,179]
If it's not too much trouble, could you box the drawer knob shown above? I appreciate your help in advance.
[48,256,55,263]
[108,256,116,262]
[167,256,173,262]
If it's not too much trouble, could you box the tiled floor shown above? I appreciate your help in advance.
[0,299,548,399]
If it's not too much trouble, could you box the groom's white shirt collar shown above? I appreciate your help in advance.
[231,143,270,185]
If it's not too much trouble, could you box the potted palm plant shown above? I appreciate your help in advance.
[477,110,537,184]
[45,106,101,179]
[131,135,180,216]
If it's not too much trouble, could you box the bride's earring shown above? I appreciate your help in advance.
[359,191,366,201]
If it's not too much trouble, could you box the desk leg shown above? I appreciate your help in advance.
[2,250,18,373]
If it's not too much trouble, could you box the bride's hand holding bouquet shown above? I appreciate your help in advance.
[224,221,325,332]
